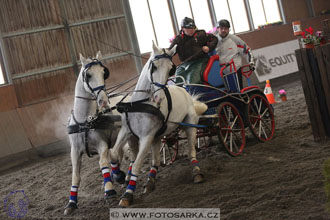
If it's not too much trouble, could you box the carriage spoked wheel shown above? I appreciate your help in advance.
[160,138,179,166]
[247,93,275,142]
[217,102,246,156]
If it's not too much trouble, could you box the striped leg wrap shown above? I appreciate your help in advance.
[128,162,133,176]
[148,166,158,178]
[126,161,134,181]
[111,162,121,177]
[126,174,138,193]
[191,160,200,167]
[69,186,78,203]
[101,167,112,187]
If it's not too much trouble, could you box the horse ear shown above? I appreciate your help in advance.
[80,53,87,66]
[96,51,102,60]
[152,40,161,54]
[168,45,177,57]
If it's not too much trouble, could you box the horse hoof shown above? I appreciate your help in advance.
[193,174,204,184]
[119,199,130,207]
[112,170,126,184]
[104,189,117,200]
[63,202,78,216]
[119,192,133,207]
[143,178,155,194]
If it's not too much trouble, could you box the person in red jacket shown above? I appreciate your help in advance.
[169,17,218,84]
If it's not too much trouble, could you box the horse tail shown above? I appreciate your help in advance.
[191,95,208,116]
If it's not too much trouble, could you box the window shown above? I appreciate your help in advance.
[190,0,213,32]
[129,0,174,53]
[173,0,192,29]
[249,0,282,29]
[0,49,4,84]
[129,0,284,53]
[228,0,250,33]
[0,64,4,84]
[213,0,234,34]
[263,0,281,23]
[149,0,174,48]
[129,0,155,53]
[249,0,266,29]
[213,0,249,33]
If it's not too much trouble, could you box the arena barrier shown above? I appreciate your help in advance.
[295,43,330,141]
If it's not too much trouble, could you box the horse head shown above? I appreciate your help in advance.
[147,41,177,86]
[79,51,110,110]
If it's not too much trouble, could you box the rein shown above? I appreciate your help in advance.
[75,96,97,101]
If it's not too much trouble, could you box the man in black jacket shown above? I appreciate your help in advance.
[169,17,218,84]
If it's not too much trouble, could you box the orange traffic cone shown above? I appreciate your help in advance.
[264,80,276,104]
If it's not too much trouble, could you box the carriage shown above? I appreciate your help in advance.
[64,45,275,211]
[160,54,275,164]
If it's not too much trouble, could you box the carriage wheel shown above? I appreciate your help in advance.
[160,138,179,165]
[247,93,275,142]
[217,102,245,156]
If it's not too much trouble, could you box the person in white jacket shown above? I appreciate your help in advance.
[215,19,255,90]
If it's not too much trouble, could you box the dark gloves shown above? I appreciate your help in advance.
[249,62,255,71]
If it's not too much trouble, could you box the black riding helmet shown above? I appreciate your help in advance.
[217,19,230,28]
[181,17,196,29]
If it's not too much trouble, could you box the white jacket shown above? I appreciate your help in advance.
[215,33,254,69]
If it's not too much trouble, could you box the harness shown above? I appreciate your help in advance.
[67,108,119,156]
[116,51,174,139]
[67,60,115,157]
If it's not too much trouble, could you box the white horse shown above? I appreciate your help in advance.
[64,52,125,215]
[109,42,207,207]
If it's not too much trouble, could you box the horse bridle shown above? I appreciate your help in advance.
[148,50,176,88]
[81,59,110,100]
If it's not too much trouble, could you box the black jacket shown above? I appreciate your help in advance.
[169,30,218,63]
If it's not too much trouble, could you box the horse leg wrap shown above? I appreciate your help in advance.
[125,162,134,185]
[148,166,158,178]
[69,186,78,204]
[126,174,138,193]
[111,162,126,184]
[101,167,113,191]
[191,160,204,183]
[111,162,121,175]
[143,166,158,193]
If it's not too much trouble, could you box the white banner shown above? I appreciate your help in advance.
[253,39,300,82]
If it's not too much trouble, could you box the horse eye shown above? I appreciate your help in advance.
[152,65,157,71]
[86,73,92,79]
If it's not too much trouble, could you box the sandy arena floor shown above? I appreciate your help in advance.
[1,79,330,220]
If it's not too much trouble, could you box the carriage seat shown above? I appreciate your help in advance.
[202,55,224,88]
